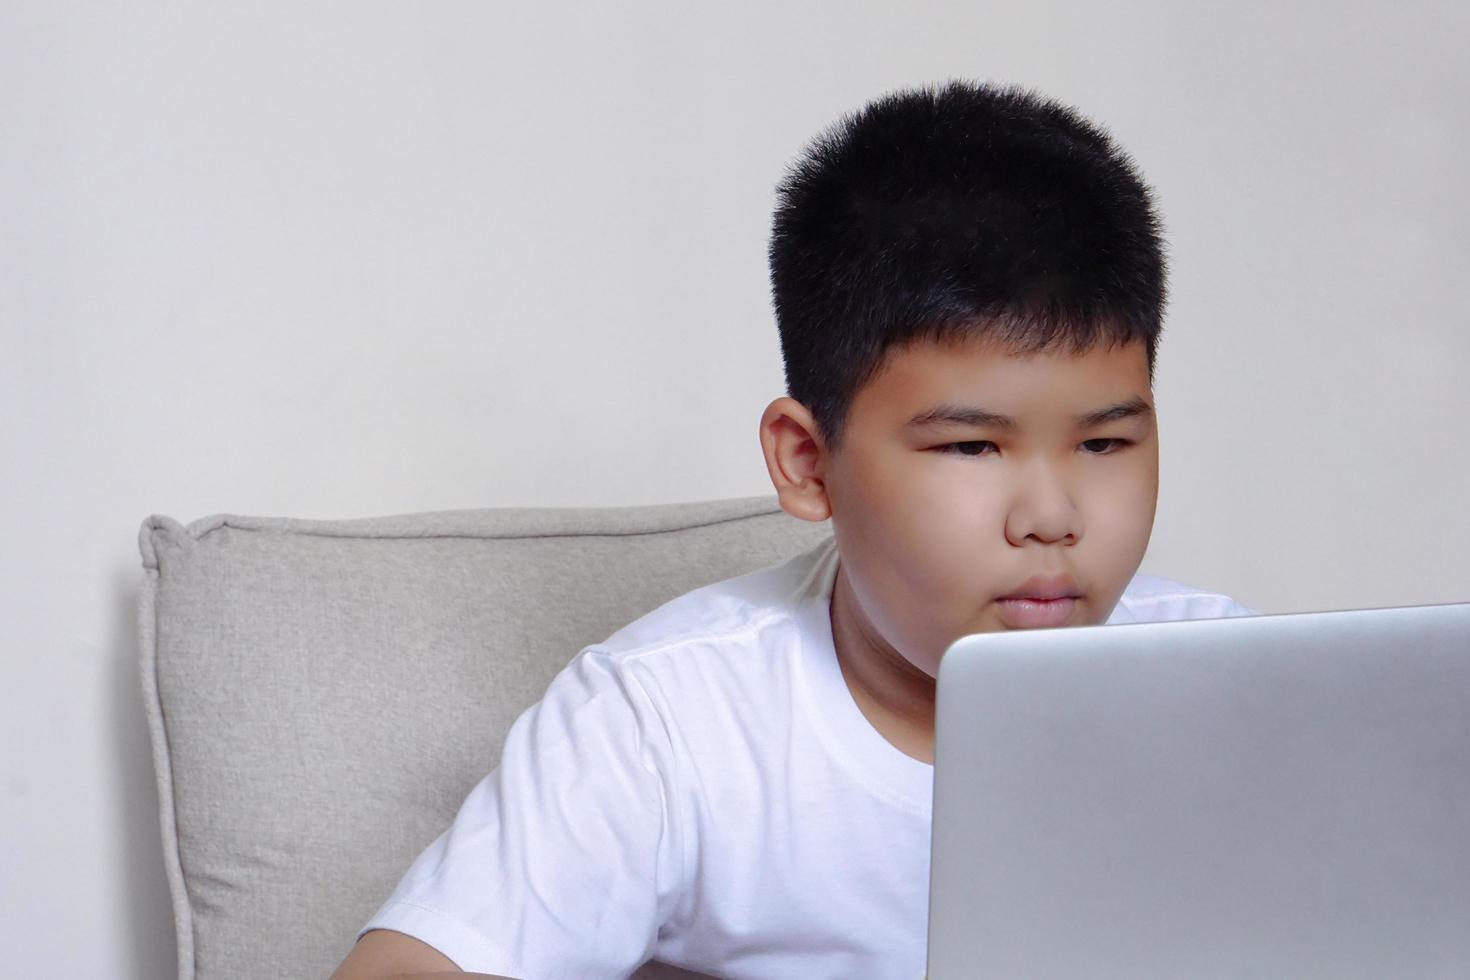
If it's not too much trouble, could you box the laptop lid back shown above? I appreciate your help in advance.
[928,603,1470,979]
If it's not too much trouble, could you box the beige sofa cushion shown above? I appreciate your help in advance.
[136,496,831,979]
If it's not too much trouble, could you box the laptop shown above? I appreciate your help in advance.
[928,602,1470,979]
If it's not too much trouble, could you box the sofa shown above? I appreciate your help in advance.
[136,496,833,979]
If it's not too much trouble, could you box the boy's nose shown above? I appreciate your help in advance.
[1003,465,1081,546]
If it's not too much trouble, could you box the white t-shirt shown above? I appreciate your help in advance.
[360,536,1255,979]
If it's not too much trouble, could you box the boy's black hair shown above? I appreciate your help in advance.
[769,80,1167,450]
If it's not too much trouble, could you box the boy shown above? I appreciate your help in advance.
[333,80,1254,979]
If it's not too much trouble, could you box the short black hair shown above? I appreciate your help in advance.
[769,80,1167,451]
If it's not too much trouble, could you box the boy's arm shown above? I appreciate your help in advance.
[329,928,520,980]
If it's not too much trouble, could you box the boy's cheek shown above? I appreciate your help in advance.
[1088,476,1157,541]
[1085,495,1157,604]
[1085,454,1160,528]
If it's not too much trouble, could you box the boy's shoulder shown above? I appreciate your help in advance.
[589,535,839,663]
[541,538,838,738]
[1109,571,1257,624]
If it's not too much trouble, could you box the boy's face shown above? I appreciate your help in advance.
[820,336,1159,678]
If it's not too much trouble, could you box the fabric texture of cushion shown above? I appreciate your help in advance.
[136,496,832,979]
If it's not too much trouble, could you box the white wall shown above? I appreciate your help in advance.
[3,2,1466,975]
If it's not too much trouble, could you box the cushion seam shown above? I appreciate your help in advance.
[137,561,195,980]
[195,507,791,543]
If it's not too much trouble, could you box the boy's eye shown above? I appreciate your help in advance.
[939,441,998,456]
[1081,438,1129,454]
[936,439,1132,457]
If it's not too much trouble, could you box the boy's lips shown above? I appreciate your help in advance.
[998,574,1083,602]
[995,574,1083,628]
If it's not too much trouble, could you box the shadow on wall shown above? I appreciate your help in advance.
[111,563,178,980]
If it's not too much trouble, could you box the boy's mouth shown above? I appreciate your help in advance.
[996,574,1083,628]
[995,596,1079,628]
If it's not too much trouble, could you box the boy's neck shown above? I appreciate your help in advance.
[829,565,937,765]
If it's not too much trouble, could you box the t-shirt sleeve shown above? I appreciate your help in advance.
[1222,598,1259,617]
[358,648,679,978]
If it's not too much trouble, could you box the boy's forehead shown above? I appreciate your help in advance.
[856,336,1153,417]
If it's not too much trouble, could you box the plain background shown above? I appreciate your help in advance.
[2,2,1466,976]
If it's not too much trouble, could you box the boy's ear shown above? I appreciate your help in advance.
[759,397,832,523]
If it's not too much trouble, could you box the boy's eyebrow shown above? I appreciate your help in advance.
[907,405,1021,431]
[907,396,1154,430]
[1077,396,1155,427]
